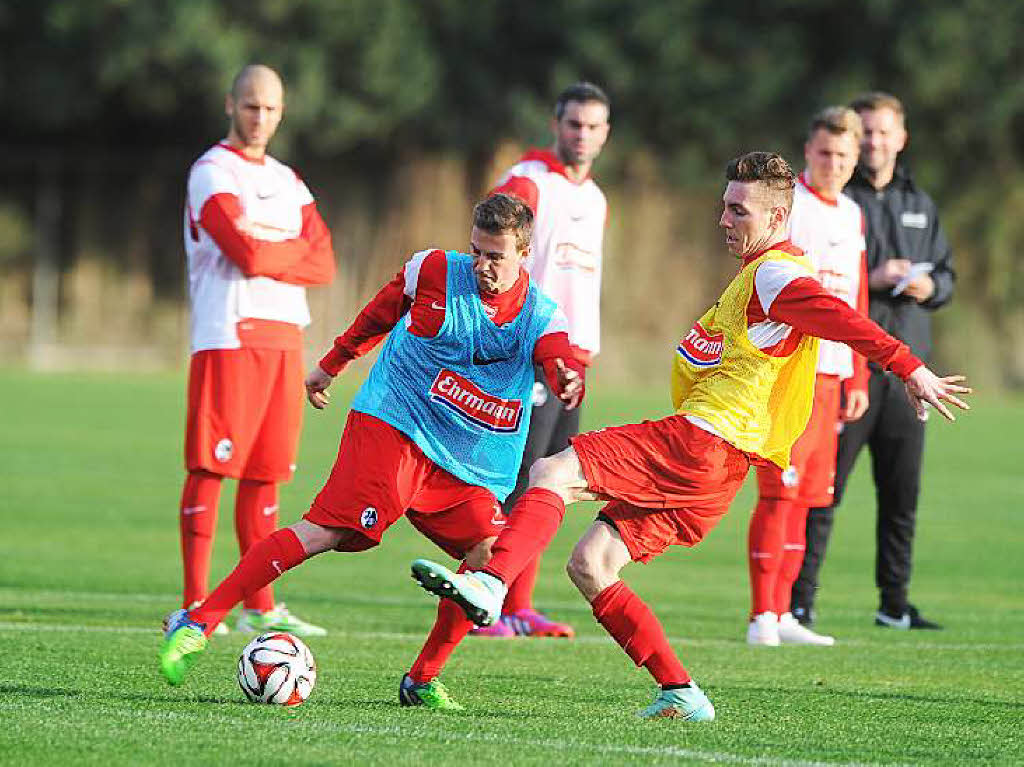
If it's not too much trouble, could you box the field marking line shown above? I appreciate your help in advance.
[1,621,1023,652]
[0,698,908,767]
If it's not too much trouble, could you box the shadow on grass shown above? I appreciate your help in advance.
[0,682,240,707]
[0,683,82,699]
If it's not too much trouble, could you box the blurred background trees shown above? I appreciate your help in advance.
[1,0,1021,384]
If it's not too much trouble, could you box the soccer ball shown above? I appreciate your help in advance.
[237,632,316,706]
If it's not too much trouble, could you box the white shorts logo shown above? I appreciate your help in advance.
[360,507,378,529]
[781,465,799,488]
[532,381,549,407]
[214,438,234,463]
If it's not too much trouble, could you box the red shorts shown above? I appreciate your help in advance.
[185,347,304,482]
[756,374,841,507]
[305,411,506,559]
[571,414,751,563]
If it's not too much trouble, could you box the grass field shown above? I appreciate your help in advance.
[1,369,1022,766]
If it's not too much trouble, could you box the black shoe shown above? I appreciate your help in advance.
[791,604,816,627]
[907,605,942,630]
[874,604,943,630]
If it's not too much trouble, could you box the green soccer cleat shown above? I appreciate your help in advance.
[639,684,716,721]
[235,603,327,637]
[410,559,506,627]
[159,608,209,686]
[399,674,464,711]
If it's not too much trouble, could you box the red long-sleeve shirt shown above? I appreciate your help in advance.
[745,242,922,379]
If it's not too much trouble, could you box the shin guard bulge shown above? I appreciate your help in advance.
[483,488,565,584]
[180,470,223,606]
[235,479,279,612]
[189,528,306,637]
[591,581,690,687]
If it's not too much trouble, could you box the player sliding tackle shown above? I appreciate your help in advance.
[410,152,970,721]
[160,194,584,709]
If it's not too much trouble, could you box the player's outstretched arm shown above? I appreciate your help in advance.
[904,369,971,422]
[304,366,334,410]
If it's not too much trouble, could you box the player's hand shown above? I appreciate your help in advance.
[904,368,971,422]
[305,366,335,410]
[869,259,911,289]
[903,274,935,303]
[554,358,583,410]
[842,389,870,421]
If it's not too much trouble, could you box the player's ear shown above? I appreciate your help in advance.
[225,93,234,118]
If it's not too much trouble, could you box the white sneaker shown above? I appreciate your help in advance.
[746,611,780,646]
[411,558,507,627]
[778,612,835,646]
[188,601,228,636]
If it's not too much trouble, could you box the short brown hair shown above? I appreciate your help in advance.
[474,193,534,249]
[555,81,611,121]
[725,151,796,210]
[808,106,863,142]
[849,91,905,125]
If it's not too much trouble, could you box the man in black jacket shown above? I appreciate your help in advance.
[792,92,955,630]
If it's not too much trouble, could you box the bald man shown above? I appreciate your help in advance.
[178,64,335,637]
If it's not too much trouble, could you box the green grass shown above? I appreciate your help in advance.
[1,369,1021,766]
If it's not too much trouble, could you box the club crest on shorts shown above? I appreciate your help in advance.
[677,321,723,367]
[428,369,523,433]
[214,438,234,463]
[360,507,378,529]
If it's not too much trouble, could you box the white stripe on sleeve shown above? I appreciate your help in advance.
[539,306,569,338]
[402,249,438,298]
[754,259,812,315]
[187,160,240,214]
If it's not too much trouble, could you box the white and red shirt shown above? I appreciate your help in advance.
[184,142,335,352]
[492,149,607,361]
[788,172,869,387]
[319,249,583,400]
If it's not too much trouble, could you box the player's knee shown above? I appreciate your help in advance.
[331,528,377,553]
[566,547,600,594]
[528,455,559,487]
[463,537,495,569]
[528,449,578,498]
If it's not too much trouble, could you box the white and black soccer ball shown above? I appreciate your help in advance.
[237,632,316,706]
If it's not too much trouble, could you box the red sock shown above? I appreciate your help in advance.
[235,479,278,612]
[503,554,540,613]
[483,488,565,584]
[189,528,307,637]
[180,470,222,607]
[748,498,790,617]
[591,581,690,686]
[408,563,474,684]
[775,503,809,615]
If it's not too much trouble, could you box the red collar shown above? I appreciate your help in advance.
[218,141,267,165]
[479,268,530,322]
[741,239,804,267]
[518,148,591,184]
[798,171,838,207]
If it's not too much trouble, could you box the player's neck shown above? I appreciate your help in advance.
[803,171,839,202]
[225,132,267,162]
[553,145,591,183]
